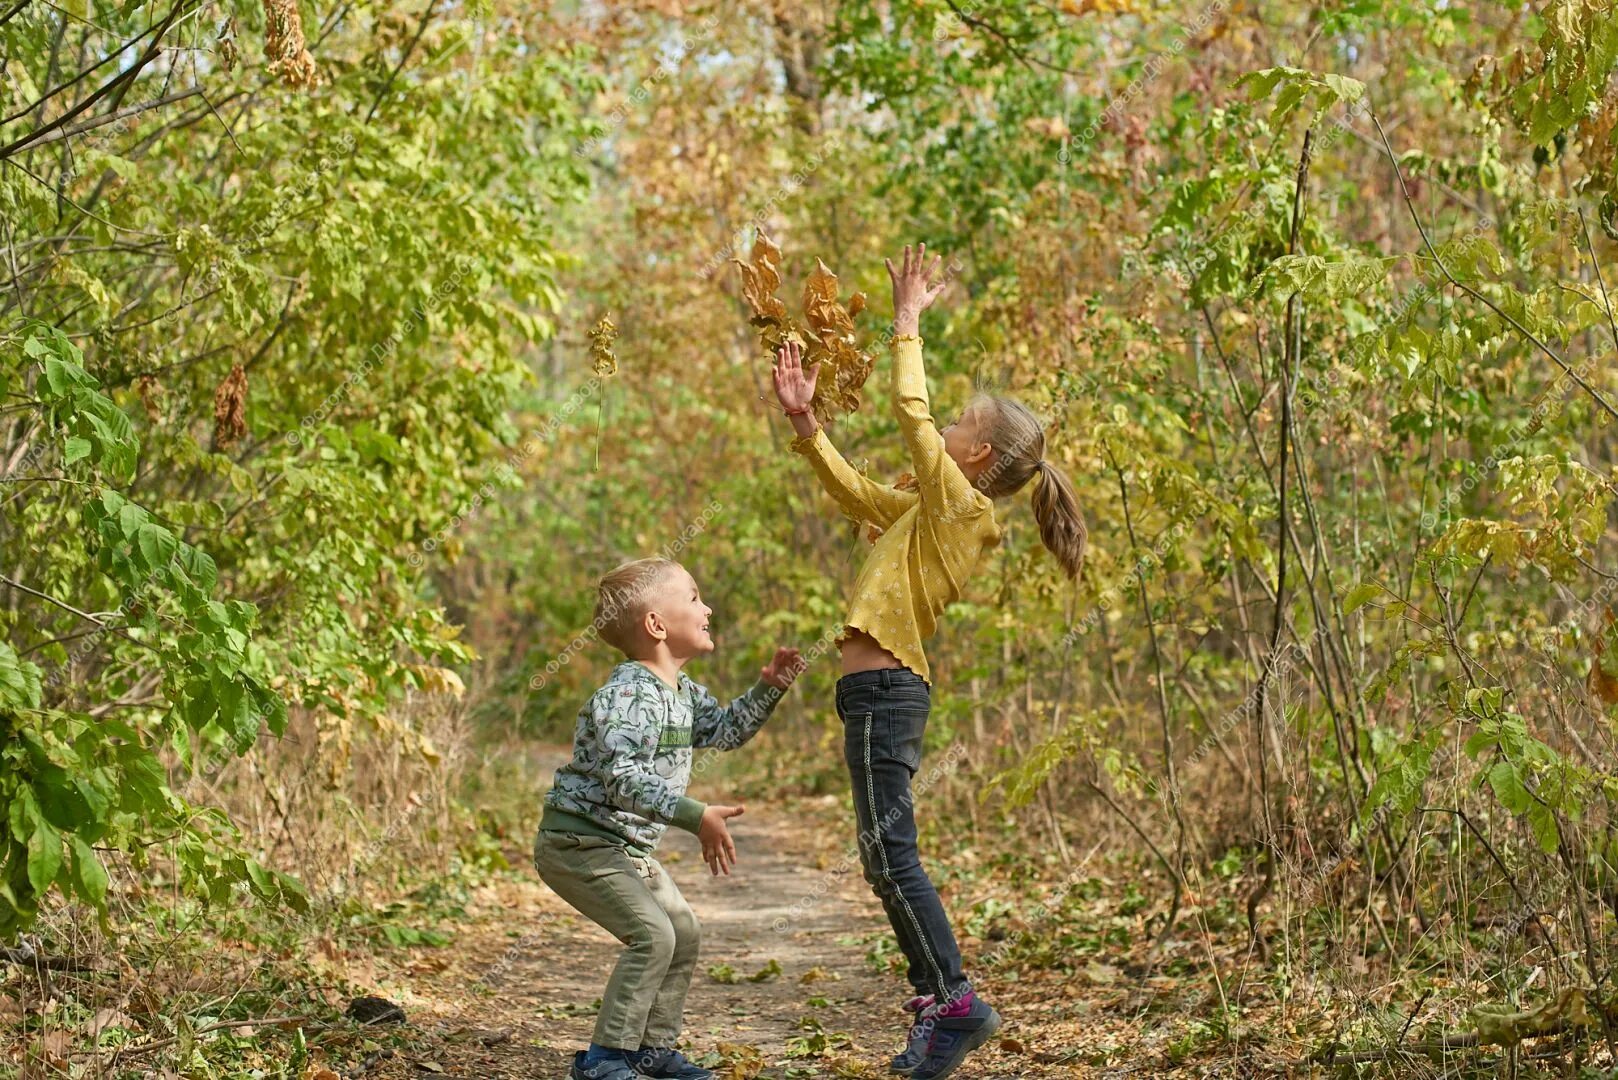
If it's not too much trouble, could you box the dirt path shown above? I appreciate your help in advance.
[363,798,938,1078]
[350,748,1087,1079]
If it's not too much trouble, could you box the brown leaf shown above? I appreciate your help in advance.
[212,362,248,449]
[734,240,873,424]
[262,0,320,89]
[134,374,164,422]
[87,1008,137,1036]
[588,313,619,376]
[713,1041,766,1080]
[731,233,788,326]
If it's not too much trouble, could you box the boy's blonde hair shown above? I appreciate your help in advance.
[595,557,683,654]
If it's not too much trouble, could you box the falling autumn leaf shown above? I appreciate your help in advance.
[733,239,876,424]
[589,313,620,376]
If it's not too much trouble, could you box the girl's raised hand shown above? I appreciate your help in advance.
[771,340,817,414]
[885,242,949,330]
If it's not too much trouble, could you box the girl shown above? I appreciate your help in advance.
[772,244,1086,1080]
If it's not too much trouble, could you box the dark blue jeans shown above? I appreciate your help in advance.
[835,668,969,1002]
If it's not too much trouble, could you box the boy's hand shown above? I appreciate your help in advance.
[699,804,745,876]
[884,242,950,335]
[772,341,818,411]
[760,646,805,690]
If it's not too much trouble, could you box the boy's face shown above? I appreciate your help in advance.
[645,567,714,657]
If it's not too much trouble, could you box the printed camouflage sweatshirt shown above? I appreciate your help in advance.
[540,660,782,854]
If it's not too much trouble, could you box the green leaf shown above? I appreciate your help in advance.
[0,643,43,711]
[133,522,179,573]
[1343,582,1382,614]
[69,835,109,908]
[63,436,92,464]
[1487,760,1532,814]
[26,822,62,895]
[245,858,274,900]
[1528,804,1560,854]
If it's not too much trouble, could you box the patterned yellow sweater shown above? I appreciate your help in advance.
[790,336,1002,684]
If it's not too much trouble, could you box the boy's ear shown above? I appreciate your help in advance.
[643,608,667,642]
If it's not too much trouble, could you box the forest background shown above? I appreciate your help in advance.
[3,0,1618,1075]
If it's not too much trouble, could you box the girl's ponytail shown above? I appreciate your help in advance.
[973,395,1088,579]
[1030,459,1086,579]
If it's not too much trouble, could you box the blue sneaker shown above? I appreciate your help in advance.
[910,995,1001,1080]
[891,995,936,1075]
[572,1050,639,1080]
[629,1047,713,1079]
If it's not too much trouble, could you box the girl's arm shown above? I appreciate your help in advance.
[886,244,982,517]
[774,341,919,529]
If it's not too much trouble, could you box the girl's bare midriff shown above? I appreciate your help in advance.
[838,626,905,675]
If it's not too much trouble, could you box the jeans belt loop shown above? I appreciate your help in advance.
[879,668,892,690]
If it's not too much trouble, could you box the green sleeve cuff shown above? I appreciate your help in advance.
[754,679,785,712]
[672,796,707,834]
[789,429,822,455]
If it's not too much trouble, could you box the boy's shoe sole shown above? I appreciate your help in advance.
[910,1007,1001,1080]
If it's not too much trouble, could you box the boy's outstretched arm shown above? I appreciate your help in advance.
[885,243,981,517]
[690,646,802,751]
[774,341,918,529]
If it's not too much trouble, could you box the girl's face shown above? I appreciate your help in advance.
[941,402,992,472]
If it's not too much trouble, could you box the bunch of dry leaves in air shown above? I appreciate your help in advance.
[731,235,875,426]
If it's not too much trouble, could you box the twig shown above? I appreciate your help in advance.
[0,574,155,651]
[940,0,1085,76]
[1246,123,1314,961]
[0,1,193,161]
[97,1016,313,1060]
[1578,204,1618,357]
[23,87,202,149]
[1104,441,1187,940]
[363,2,435,124]
[0,946,97,971]
[0,0,33,29]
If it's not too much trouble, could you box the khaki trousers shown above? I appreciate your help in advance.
[532,830,701,1049]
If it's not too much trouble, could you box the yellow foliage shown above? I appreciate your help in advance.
[588,313,619,376]
[731,236,875,424]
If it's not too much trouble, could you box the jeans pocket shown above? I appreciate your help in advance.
[887,708,928,773]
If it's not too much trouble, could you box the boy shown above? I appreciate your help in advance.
[535,557,802,1080]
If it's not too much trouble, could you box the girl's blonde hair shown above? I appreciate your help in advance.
[970,395,1087,578]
